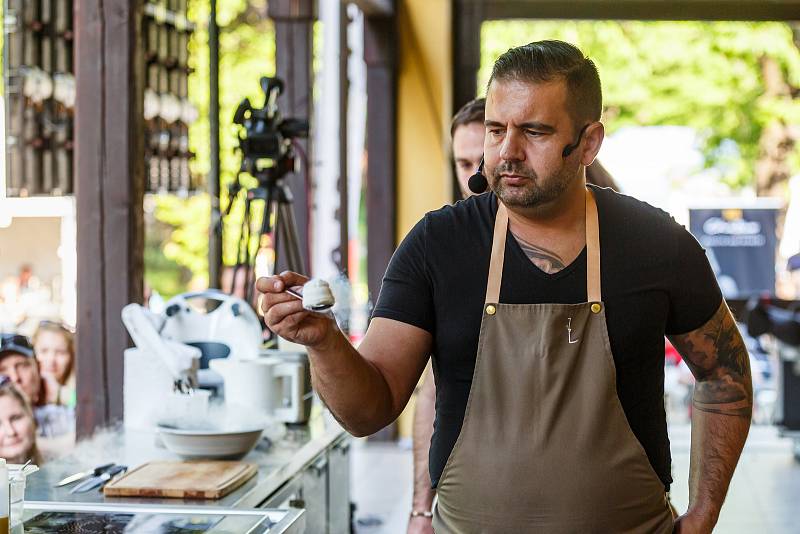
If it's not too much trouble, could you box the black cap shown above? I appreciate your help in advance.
[0,334,34,359]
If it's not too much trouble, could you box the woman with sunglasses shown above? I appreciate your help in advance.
[0,377,42,465]
[32,321,76,407]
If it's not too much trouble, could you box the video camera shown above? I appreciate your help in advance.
[233,76,308,180]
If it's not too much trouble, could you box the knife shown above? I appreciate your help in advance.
[55,463,115,487]
[70,465,127,494]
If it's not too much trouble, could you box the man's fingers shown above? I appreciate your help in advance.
[278,271,310,288]
[255,275,285,293]
[256,271,310,294]
[264,298,307,328]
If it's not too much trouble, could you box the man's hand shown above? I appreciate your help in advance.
[256,272,337,349]
[410,369,436,532]
[257,272,431,437]
[407,516,434,534]
[673,510,714,533]
[40,373,61,405]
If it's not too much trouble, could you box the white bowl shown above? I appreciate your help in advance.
[157,425,264,460]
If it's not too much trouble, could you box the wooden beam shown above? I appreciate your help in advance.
[364,14,397,308]
[75,0,144,436]
[471,0,800,21]
[338,2,350,275]
[268,0,314,274]
[208,0,222,288]
[347,0,394,17]
[452,1,483,112]
[451,1,484,201]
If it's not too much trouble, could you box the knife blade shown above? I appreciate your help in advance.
[55,463,115,487]
[70,465,127,494]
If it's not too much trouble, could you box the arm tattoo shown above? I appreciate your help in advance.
[668,301,753,418]
[511,233,566,274]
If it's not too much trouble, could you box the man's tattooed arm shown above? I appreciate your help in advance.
[668,300,752,529]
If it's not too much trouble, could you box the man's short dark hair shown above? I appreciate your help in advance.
[487,40,602,128]
[450,97,486,138]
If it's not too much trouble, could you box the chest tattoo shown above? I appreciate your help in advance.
[511,232,566,274]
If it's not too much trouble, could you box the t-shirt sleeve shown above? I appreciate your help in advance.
[371,216,435,334]
[665,225,723,335]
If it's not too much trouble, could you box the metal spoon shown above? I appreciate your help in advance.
[285,287,334,312]
[13,459,32,481]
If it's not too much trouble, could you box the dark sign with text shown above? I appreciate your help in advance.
[689,208,778,298]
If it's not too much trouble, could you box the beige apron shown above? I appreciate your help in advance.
[432,190,674,533]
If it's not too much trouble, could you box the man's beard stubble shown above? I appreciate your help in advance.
[489,161,574,208]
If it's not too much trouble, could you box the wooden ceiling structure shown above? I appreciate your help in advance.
[452,0,800,120]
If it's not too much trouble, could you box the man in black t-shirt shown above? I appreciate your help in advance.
[260,40,752,532]
[409,98,623,533]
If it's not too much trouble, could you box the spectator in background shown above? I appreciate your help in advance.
[0,334,58,406]
[0,334,74,458]
[451,98,486,198]
[33,321,76,407]
[0,377,42,465]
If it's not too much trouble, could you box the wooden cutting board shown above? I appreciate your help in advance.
[103,461,258,499]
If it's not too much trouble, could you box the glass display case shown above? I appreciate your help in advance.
[21,501,304,534]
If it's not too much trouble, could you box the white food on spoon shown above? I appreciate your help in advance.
[285,278,335,311]
[301,278,335,311]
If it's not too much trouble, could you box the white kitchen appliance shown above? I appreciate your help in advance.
[209,355,308,423]
[159,290,264,388]
[121,304,202,430]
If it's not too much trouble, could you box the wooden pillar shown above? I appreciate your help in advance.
[364,13,397,307]
[208,0,222,288]
[74,0,144,436]
[338,2,350,274]
[452,0,483,114]
[268,0,314,274]
[450,0,483,201]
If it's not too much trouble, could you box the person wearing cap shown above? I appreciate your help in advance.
[0,334,58,406]
[0,335,74,444]
[260,40,751,532]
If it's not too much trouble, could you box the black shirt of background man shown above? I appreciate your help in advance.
[372,185,722,490]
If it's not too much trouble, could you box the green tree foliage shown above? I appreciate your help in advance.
[147,0,275,297]
[480,21,800,190]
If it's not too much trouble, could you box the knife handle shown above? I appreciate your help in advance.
[109,465,127,476]
[93,463,115,476]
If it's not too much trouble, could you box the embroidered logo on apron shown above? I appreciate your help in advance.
[567,317,579,344]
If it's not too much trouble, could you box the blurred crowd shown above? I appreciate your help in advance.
[0,322,76,466]
[0,265,63,335]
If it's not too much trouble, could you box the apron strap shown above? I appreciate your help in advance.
[585,188,601,303]
[485,188,602,305]
[485,201,509,304]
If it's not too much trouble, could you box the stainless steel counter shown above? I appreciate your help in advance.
[26,409,349,510]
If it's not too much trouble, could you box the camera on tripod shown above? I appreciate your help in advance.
[233,76,309,179]
[226,75,309,299]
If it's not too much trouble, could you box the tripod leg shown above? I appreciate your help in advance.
[277,201,306,274]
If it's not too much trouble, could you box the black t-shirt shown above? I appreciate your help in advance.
[372,185,722,490]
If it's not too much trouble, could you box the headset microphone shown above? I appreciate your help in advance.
[561,123,591,158]
[468,158,488,194]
